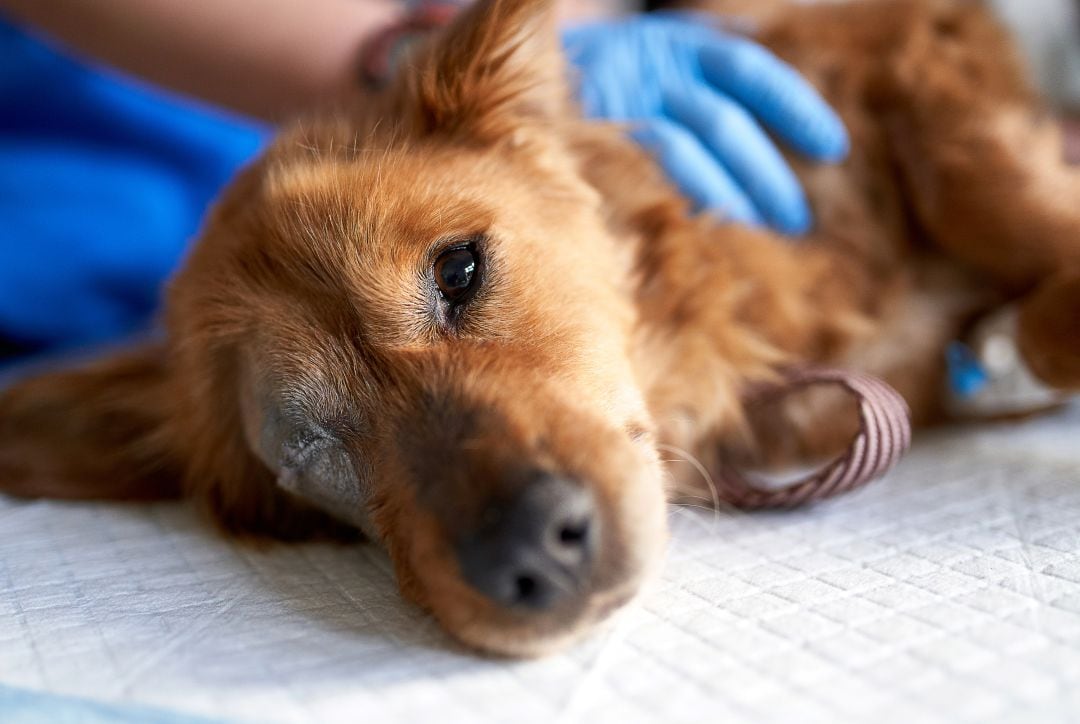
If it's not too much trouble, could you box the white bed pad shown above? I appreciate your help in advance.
[2,405,1079,723]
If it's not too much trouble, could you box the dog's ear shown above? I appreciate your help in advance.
[399,0,567,139]
[0,345,182,501]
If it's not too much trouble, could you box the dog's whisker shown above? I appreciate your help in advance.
[656,443,728,524]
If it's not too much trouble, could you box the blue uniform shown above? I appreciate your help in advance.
[0,18,266,358]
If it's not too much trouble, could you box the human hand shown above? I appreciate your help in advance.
[562,14,849,235]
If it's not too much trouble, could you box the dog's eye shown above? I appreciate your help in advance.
[434,245,478,303]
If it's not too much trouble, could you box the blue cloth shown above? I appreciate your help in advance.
[0,17,267,354]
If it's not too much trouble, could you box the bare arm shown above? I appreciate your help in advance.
[0,0,404,121]
[0,0,620,122]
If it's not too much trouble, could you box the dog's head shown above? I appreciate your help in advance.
[0,0,668,656]
[177,0,672,656]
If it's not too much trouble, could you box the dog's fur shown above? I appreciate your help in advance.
[2,0,1079,656]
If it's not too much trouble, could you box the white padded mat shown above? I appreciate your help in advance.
[2,406,1079,723]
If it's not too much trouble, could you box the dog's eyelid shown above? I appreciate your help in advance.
[279,427,330,470]
[430,231,488,259]
[273,400,365,461]
[279,415,364,459]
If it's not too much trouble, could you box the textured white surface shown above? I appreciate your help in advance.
[2,406,1079,724]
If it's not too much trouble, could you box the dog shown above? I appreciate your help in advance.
[1,0,1078,657]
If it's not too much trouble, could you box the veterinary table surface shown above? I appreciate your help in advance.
[2,405,1079,723]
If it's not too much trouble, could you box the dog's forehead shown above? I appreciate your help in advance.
[247,149,526,347]
[265,149,498,246]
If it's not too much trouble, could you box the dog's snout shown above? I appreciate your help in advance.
[457,474,598,611]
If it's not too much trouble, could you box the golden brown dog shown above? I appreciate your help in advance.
[1,0,1078,656]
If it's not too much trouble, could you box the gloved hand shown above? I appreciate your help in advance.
[562,14,849,235]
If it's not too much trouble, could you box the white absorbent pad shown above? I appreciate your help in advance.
[1,405,1079,723]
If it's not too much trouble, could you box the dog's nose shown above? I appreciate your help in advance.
[456,474,597,611]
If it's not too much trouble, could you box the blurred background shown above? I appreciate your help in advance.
[991,0,1080,111]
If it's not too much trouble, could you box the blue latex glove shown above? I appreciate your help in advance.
[563,14,850,235]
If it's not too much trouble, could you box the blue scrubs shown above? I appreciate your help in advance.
[0,17,267,357]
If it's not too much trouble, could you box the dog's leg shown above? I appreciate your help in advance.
[875,2,1080,390]
[1017,271,1080,390]
[879,2,1080,287]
